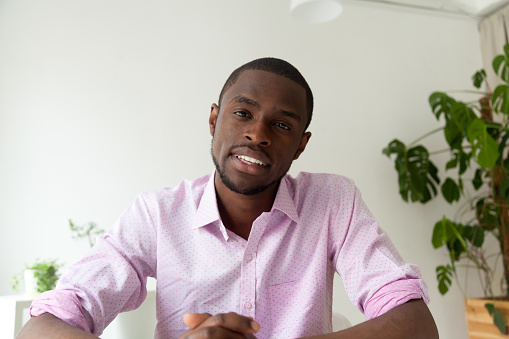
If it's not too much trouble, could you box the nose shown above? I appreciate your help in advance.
[244,121,271,146]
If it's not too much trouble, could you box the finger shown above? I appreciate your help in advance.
[183,313,212,329]
[198,312,260,334]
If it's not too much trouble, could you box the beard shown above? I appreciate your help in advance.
[211,142,286,196]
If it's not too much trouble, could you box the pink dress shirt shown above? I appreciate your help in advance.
[31,171,429,338]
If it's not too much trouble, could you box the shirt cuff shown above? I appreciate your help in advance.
[363,278,430,320]
[30,289,92,333]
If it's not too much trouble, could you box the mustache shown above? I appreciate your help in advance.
[229,144,273,163]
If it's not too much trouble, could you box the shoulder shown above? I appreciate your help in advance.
[284,172,358,198]
[138,173,212,208]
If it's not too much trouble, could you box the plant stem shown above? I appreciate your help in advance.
[407,127,443,148]
[445,90,487,95]
[429,144,474,156]
[429,148,451,155]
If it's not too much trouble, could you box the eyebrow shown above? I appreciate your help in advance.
[231,95,259,108]
[230,95,302,121]
[278,109,301,122]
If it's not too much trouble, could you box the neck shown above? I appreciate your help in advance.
[214,174,279,240]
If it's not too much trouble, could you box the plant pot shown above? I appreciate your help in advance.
[465,298,509,338]
[23,269,39,298]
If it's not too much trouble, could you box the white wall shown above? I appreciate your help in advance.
[0,1,485,338]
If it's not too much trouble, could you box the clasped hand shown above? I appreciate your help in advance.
[179,312,260,338]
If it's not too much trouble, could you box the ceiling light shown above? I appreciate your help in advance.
[290,0,343,23]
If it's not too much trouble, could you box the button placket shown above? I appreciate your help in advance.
[240,250,256,317]
[239,215,269,319]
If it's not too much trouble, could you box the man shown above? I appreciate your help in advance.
[17,58,438,338]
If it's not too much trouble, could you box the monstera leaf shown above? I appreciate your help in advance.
[429,92,456,120]
[476,198,499,231]
[463,225,485,248]
[441,178,460,203]
[492,45,509,114]
[383,140,439,203]
[472,70,486,89]
[467,119,500,169]
[493,85,509,115]
[450,102,477,132]
[429,95,476,149]
[436,265,454,295]
[432,217,468,254]
[493,44,509,82]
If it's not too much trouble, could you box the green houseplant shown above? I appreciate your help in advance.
[69,219,104,248]
[383,45,509,335]
[10,259,62,296]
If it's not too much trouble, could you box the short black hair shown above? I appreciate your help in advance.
[218,57,314,130]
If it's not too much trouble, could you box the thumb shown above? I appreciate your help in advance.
[183,312,212,329]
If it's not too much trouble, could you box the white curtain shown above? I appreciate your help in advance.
[479,4,509,90]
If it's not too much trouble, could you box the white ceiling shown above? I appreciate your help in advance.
[355,0,509,17]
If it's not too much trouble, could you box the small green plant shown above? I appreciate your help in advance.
[69,219,105,248]
[11,259,62,293]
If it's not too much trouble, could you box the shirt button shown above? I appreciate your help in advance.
[245,254,253,262]
[244,302,252,309]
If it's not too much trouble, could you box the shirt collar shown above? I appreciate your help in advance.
[271,175,300,223]
[192,172,221,230]
[192,171,300,231]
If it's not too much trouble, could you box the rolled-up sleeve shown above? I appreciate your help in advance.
[330,181,429,320]
[29,193,157,335]
[30,289,92,332]
[363,278,429,319]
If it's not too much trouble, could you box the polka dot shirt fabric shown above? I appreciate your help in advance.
[30,171,429,338]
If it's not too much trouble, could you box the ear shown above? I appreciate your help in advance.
[209,104,219,136]
[293,131,311,160]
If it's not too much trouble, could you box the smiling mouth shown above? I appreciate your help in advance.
[235,155,267,166]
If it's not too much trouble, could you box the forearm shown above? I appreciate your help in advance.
[305,299,438,339]
[16,313,99,339]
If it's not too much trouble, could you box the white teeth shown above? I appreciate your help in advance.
[235,155,266,166]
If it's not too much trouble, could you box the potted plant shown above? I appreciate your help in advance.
[10,259,62,298]
[383,45,509,336]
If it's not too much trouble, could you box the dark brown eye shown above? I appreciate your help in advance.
[276,122,290,130]
[234,111,248,117]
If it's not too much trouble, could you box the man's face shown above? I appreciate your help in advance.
[209,69,311,196]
